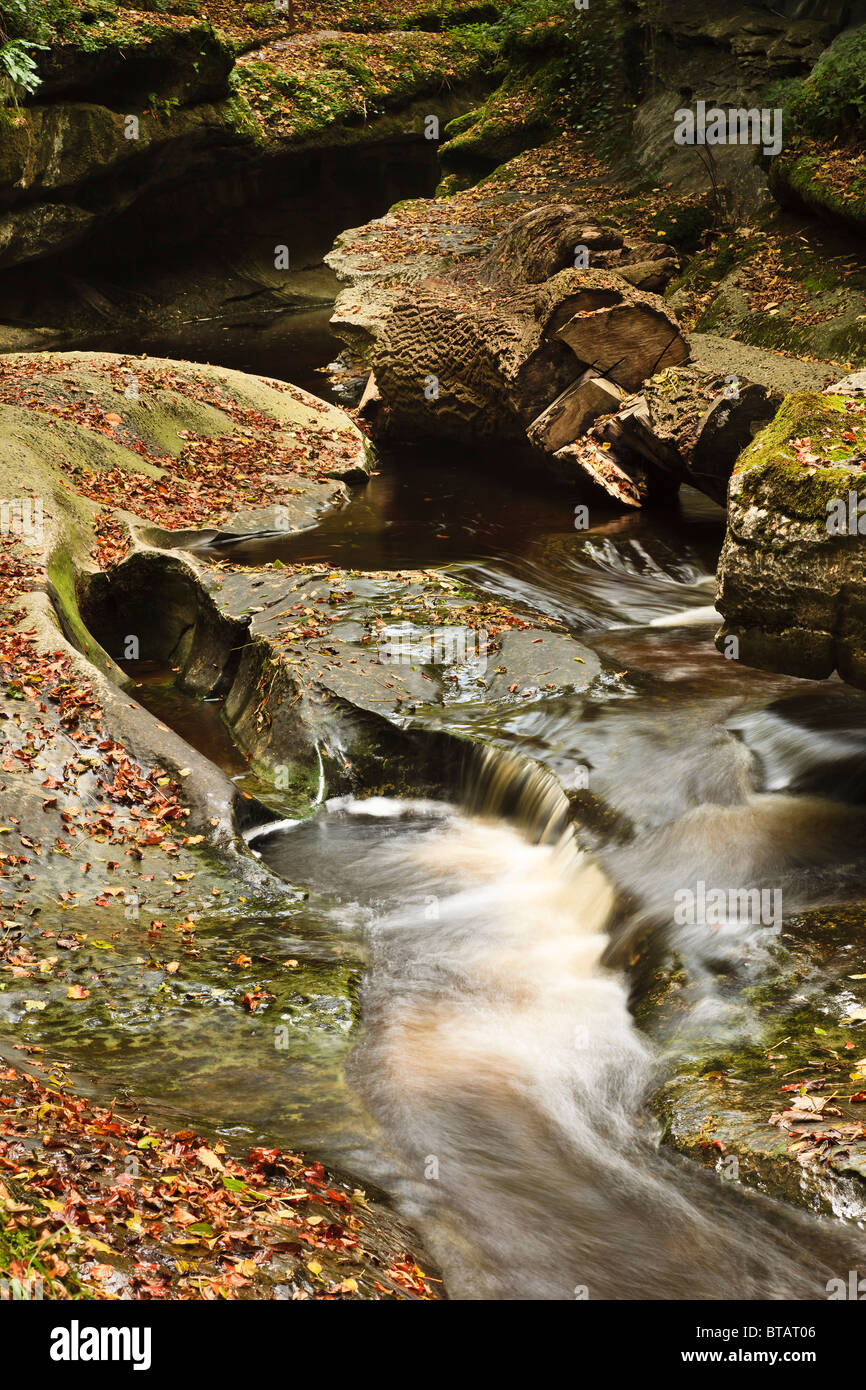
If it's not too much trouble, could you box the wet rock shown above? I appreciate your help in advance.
[641,897,866,1217]
[715,390,866,687]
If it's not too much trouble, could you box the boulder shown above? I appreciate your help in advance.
[715,391,866,688]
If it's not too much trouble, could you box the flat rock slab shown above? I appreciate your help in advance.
[202,565,600,721]
[827,369,866,396]
[688,332,834,395]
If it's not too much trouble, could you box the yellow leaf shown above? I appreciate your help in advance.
[196,1146,224,1173]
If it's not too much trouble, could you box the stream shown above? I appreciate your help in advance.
[116,441,866,1301]
[52,223,866,1301]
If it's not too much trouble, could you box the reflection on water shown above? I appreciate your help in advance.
[196,446,724,630]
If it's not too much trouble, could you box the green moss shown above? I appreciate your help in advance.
[651,199,716,254]
[406,1,501,29]
[444,107,481,138]
[234,29,501,139]
[669,238,741,297]
[773,150,866,236]
[241,2,291,28]
[767,26,866,145]
[0,1174,92,1299]
[734,392,866,524]
[222,89,263,143]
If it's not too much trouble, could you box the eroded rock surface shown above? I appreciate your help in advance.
[716,388,866,686]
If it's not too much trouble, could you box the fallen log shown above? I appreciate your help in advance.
[558,302,690,391]
[551,438,655,508]
[357,370,382,422]
[615,258,680,293]
[370,205,690,454]
[593,395,686,478]
[527,373,624,453]
[640,366,784,504]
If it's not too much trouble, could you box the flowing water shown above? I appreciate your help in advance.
[191,448,866,1300]
[250,795,866,1300]
[73,271,866,1298]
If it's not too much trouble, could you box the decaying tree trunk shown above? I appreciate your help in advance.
[372,208,689,453]
[527,373,624,453]
[556,367,785,507]
[556,300,690,392]
[638,366,784,504]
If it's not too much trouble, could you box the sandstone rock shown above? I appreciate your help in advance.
[34,22,233,105]
[0,101,243,269]
[827,370,866,397]
[715,391,866,688]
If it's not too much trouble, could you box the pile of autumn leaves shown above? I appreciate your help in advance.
[0,1064,435,1300]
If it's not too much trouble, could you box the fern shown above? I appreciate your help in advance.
[0,37,44,101]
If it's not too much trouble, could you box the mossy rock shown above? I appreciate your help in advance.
[33,19,234,106]
[443,108,481,139]
[732,391,861,523]
[406,2,501,30]
[771,149,866,239]
[717,389,866,687]
[767,24,866,146]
